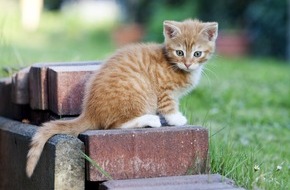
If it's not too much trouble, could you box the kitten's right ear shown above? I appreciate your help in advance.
[163,21,181,39]
[200,22,218,41]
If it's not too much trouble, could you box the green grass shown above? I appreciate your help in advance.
[80,151,113,180]
[181,57,290,189]
[0,3,115,77]
[1,3,290,189]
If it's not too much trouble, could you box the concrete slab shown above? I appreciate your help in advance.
[11,67,30,105]
[0,77,13,117]
[100,174,245,190]
[80,126,208,181]
[0,78,30,121]
[0,116,85,190]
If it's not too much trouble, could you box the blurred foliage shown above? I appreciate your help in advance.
[198,0,251,30]
[44,0,63,11]
[198,0,288,59]
[128,0,199,42]
[129,0,288,60]
[0,3,115,77]
[245,0,288,59]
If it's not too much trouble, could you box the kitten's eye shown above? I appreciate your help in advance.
[193,51,202,57]
[176,50,184,57]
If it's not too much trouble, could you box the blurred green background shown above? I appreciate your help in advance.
[0,0,289,189]
[0,0,289,74]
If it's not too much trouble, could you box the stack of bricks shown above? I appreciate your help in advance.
[0,61,216,189]
[0,61,102,124]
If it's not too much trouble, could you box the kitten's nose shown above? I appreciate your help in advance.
[184,63,190,68]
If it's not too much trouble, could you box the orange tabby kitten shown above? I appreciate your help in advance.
[26,19,218,177]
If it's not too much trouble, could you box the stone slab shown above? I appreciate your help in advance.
[29,61,101,110]
[29,64,48,110]
[0,77,52,124]
[0,77,12,117]
[0,77,30,121]
[48,64,101,115]
[0,116,85,190]
[11,67,30,105]
[79,126,208,181]
[27,109,51,125]
[100,174,245,190]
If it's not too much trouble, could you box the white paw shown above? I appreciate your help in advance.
[145,115,162,128]
[163,112,187,126]
[120,114,161,129]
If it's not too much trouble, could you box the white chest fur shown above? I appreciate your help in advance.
[173,66,203,99]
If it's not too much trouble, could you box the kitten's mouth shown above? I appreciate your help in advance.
[176,63,200,72]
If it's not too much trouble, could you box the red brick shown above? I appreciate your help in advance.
[48,65,101,115]
[79,126,208,181]
[29,64,49,110]
[0,78,30,121]
[29,61,101,110]
[11,68,30,105]
[99,174,245,190]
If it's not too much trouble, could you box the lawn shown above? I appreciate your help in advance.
[0,2,115,77]
[1,5,290,190]
[181,57,290,189]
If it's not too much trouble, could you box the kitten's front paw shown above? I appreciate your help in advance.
[163,112,187,126]
[147,115,162,128]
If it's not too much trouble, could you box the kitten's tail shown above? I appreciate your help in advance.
[26,115,91,178]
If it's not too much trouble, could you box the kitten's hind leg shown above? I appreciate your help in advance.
[157,92,187,126]
[119,114,161,129]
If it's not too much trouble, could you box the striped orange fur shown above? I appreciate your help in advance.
[26,19,218,177]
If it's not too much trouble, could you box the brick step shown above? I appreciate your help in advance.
[1,62,215,189]
[100,174,245,190]
[0,61,102,124]
[0,116,85,189]
[47,64,101,115]
[79,126,208,181]
[29,61,101,111]
[0,117,245,190]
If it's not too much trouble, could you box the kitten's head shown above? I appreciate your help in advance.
[163,19,218,72]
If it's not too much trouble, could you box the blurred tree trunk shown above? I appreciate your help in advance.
[20,0,43,31]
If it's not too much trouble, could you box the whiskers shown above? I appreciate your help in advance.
[203,66,218,79]
[201,65,218,85]
[201,68,211,85]
[203,53,219,82]
[211,53,222,59]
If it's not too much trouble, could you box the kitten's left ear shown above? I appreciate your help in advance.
[201,22,218,41]
[163,20,182,39]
